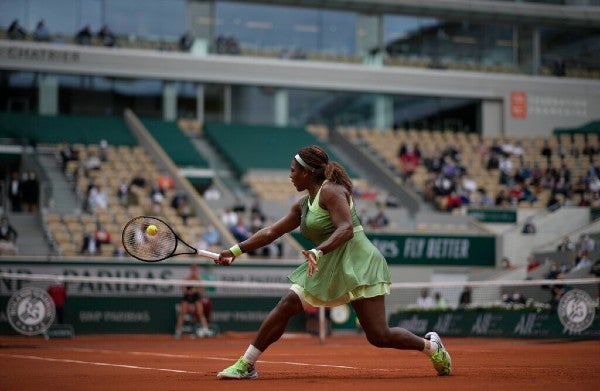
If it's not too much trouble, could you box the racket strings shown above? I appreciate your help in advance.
[122,217,177,262]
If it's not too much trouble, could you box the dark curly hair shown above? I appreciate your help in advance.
[297,145,353,193]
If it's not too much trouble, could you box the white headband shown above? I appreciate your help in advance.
[295,154,316,172]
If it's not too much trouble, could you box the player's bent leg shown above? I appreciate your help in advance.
[351,296,425,350]
[252,290,304,351]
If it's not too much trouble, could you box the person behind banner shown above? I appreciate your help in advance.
[174,263,213,339]
[47,282,67,324]
[214,145,452,380]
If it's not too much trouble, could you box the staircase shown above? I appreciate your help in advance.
[4,212,53,257]
[36,151,82,215]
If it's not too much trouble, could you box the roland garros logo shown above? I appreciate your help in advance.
[6,287,56,336]
[557,289,595,334]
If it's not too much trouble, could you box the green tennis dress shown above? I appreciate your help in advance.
[288,181,391,307]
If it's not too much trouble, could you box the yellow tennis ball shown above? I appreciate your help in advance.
[146,224,158,236]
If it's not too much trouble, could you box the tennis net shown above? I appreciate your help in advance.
[1,271,598,339]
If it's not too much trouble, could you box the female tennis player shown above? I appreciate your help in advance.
[214,145,451,379]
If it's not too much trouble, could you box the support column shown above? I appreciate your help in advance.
[38,75,58,115]
[532,27,541,76]
[482,99,503,138]
[223,85,232,123]
[274,88,289,127]
[373,94,393,130]
[196,83,205,125]
[162,81,177,121]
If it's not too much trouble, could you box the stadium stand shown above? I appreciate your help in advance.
[340,126,600,213]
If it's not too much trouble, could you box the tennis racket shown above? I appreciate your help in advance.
[122,216,219,262]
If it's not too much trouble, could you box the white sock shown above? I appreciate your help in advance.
[243,344,262,365]
[422,339,439,356]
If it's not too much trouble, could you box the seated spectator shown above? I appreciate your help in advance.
[557,236,575,252]
[80,229,101,255]
[501,257,513,269]
[502,289,526,305]
[221,207,238,228]
[521,217,536,234]
[399,145,419,180]
[84,151,102,172]
[549,283,567,310]
[87,184,108,211]
[59,144,78,173]
[434,292,448,309]
[174,264,213,339]
[578,234,596,252]
[97,24,115,47]
[546,192,561,211]
[204,186,221,201]
[177,196,194,225]
[7,19,27,40]
[572,250,593,272]
[179,31,194,51]
[526,255,541,272]
[445,191,462,212]
[494,189,510,206]
[0,216,18,255]
[117,178,131,205]
[249,209,266,232]
[458,287,471,308]
[94,223,112,244]
[590,259,600,277]
[416,289,435,309]
[149,184,165,214]
[33,19,50,41]
[201,224,221,247]
[170,192,187,210]
[75,25,93,45]
[540,140,552,164]
[113,242,127,257]
[369,207,389,228]
[230,218,251,242]
[130,170,147,189]
[157,175,174,191]
[475,188,494,207]
[546,261,561,279]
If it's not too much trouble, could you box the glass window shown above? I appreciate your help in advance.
[105,0,186,41]
[27,0,78,34]
[0,0,26,29]
[540,27,600,75]
[77,0,103,32]
[215,1,356,55]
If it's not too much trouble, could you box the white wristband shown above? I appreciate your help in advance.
[309,248,323,261]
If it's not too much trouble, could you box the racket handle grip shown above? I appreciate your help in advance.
[197,249,220,260]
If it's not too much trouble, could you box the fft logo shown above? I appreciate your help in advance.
[6,287,56,336]
[558,289,595,334]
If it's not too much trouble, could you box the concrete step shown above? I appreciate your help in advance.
[36,152,82,215]
[3,212,53,256]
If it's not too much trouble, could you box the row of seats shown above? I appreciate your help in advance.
[45,143,216,257]
[340,127,599,211]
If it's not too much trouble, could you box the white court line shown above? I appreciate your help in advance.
[0,353,200,374]
[61,347,387,371]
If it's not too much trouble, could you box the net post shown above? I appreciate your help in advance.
[318,306,326,344]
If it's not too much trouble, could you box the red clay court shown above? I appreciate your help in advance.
[0,333,598,391]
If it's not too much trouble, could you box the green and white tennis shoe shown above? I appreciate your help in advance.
[217,357,258,380]
[425,331,452,376]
